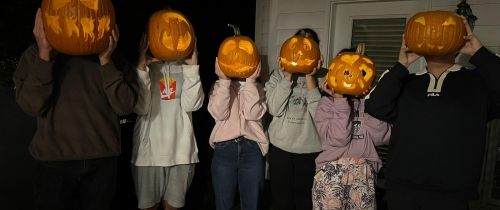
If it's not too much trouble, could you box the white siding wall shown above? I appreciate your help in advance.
[255,0,500,73]
[255,0,328,73]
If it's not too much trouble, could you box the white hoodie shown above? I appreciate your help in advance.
[132,62,204,166]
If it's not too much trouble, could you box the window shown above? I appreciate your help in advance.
[350,18,406,81]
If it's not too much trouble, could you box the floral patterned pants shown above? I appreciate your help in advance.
[312,158,376,210]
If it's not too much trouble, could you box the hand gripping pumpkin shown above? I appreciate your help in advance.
[41,0,115,55]
[217,24,260,78]
[279,34,320,74]
[405,11,466,56]
[148,9,195,61]
[326,43,375,96]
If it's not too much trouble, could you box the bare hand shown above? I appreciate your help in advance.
[307,55,323,77]
[248,61,262,80]
[33,8,52,61]
[459,16,483,56]
[278,57,292,81]
[215,57,229,80]
[398,34,421,68]
[185,39,198,65]
[137,33,159,71]
[99,24,119,66]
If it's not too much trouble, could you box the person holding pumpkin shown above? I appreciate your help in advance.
[130,9,204,210]
[264,28,325,210]
[365,14,500,209]
[311,47,391,209]
[13,6,137,210]
[208,54,268,210]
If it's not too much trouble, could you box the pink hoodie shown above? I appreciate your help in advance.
[208,79,269,155]
[314,97,391,171]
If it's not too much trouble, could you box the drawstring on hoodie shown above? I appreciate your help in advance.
[161,62,171,96]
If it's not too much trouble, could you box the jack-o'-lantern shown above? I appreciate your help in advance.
[217,24,260,78]
[148,9,195,61]
[279,35,320,74]
[41,0,115,55]
[405,11,466,56]
[326,43,375,96]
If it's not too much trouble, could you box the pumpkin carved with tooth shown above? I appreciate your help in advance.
[405,11,466,56]
[326,43,375,96]
[279,35,320,74]
[148,9,195,61]
[41,0,115,55]
[217,24,260,78]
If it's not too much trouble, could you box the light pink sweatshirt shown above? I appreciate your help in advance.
[208,79,268,155]
[314,97,391,171]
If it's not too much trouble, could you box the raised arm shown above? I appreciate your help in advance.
[14,9,55,117]
[265,68,292,117]
[314,96,353,147]
[99,26,138,115]
[208,58,232,121]
[365,37,418,122]
[241,63,267,120]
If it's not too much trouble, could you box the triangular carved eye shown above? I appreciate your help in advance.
[414,16,426,26]
[442,16,457,26]
[52,0,71,11]
[80,0,99,11]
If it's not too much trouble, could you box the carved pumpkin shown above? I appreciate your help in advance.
[279,35,320,74]
[405,11,466,56]
[326,43,375,96]
[217,24,260,78]
[41,0,115,55]
[148,9,195,61]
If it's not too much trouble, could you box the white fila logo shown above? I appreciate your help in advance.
[427,92,440,97]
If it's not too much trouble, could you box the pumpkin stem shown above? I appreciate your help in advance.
[356,43,366,55]
[227,24,241,36]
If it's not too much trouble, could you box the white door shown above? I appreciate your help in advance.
[327,0,425,73]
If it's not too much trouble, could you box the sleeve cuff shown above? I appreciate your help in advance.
[218,79,232,87]
[277,78,292,89]
[182,65,200,77]
[31,56,55,83]
[332,97,350,110]
[307,88,322,100]
[469,46,495,66]
[99,61,122,83]
[136,67,150,85]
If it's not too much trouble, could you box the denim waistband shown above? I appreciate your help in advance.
[214,136,247,145]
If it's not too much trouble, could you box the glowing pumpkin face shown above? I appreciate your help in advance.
[217,25,260,78]
[148,10,195,61]
[279,35,320,74]
[326,52,375,96]
[41,0,115,55]
[405,11,466,56]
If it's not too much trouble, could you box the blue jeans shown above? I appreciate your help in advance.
[211,137,265,210]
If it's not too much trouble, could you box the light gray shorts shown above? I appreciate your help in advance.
[132,164,195,209]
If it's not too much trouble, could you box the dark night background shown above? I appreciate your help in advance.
[0,0,258,209]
